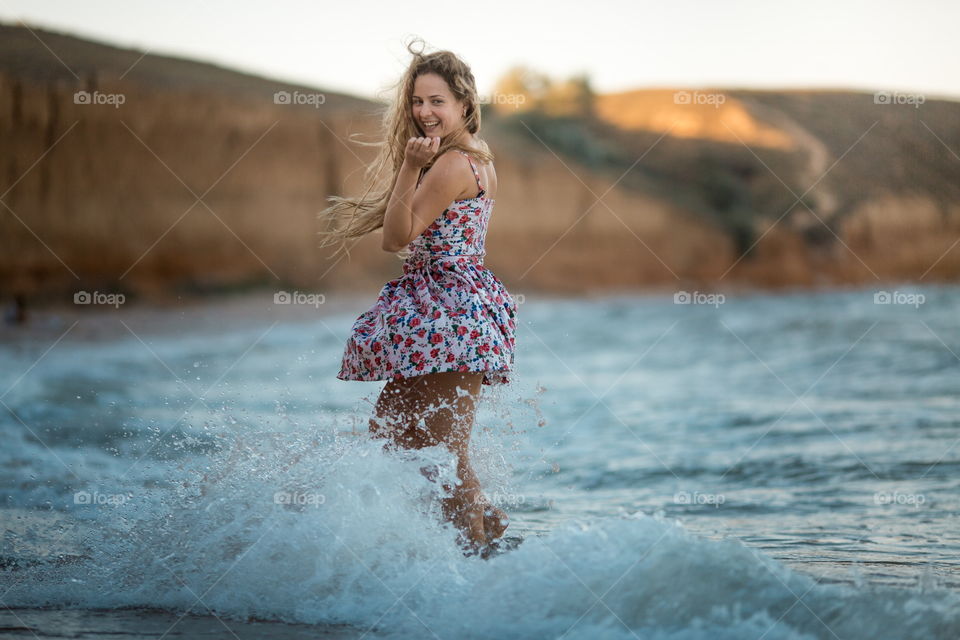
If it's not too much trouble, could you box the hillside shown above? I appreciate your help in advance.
[2,22,959,311]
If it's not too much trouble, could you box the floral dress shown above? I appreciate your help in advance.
[337,150,517,386]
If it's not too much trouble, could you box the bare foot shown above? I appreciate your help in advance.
[481,502,509,543]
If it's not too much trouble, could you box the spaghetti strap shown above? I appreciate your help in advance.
[456,150,485,198]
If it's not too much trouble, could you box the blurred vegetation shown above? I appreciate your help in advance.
[484,67,960,259]
[488,66,775,255]
[491,65,595,118]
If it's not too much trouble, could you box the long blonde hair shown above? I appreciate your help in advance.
[317,37,494,261]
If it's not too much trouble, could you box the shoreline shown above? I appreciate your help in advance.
[1,280,950,348]
[0,288,374,346]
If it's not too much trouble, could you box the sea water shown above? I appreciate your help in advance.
[1,283,959,639]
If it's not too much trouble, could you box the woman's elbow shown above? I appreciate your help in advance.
[381,238,406,253]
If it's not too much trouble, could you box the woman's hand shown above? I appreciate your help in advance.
[404,136,441,169]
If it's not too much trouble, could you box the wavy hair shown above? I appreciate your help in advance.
[317,37,493,261]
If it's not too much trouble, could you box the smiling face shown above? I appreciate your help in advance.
[412,72,466,138]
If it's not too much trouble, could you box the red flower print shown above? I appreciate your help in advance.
[337,173,517,389]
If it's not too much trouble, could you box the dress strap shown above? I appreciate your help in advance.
[456,150,485,198]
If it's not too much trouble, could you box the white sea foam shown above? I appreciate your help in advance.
[4,426,958,640]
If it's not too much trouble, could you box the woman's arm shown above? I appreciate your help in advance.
[381,138,471,252]
[381,157,422,252]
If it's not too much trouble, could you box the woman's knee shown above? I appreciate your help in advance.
[373,372,482,447]
[419,373,483,441]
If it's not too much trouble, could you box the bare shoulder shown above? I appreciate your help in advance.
[422,149,474,185]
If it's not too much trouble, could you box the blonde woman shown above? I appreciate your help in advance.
[320,38,518,556]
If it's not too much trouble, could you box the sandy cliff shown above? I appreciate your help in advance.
[2,23,959,311]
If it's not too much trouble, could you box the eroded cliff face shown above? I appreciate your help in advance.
[0,56,735,305]
[0,66,394,302]
[2,24,959,310]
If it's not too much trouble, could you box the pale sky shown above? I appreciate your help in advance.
[1,0,958,101]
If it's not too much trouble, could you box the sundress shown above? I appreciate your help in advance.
[337,149,518,386]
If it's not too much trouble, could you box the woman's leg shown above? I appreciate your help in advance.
[368,371,495,551]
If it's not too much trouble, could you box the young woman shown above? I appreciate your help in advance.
[319,39,518,556]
